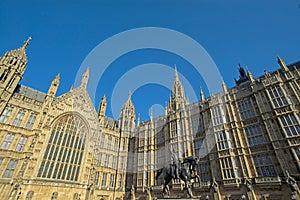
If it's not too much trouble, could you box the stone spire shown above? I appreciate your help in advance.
[98,94,107,117]
[81,68,90,88]
[167,66,188,114]
[171,65,185,100]
[47,73,60,97]
[21,36,32,49]
[277,56,289,71]
[5,36,32,65]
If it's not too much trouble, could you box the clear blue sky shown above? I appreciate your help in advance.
[0,0,299,120]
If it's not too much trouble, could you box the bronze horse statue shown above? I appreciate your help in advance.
[155,156,201,198]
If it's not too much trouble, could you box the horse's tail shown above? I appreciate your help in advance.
[156,168,163,180]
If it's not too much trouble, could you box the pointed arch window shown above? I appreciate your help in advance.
[37,114,88,181]
[0,107,13,124]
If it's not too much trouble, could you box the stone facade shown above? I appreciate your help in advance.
[0,39,300,200]
[125,61,300,200]
[0,39,128,200]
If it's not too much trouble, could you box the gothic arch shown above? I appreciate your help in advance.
[37,112,89,181]
[49,111,90,131]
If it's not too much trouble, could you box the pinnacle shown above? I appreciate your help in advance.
[6,37,32,64]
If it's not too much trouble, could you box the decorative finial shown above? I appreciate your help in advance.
[222,80,227,92]
[174,64,179,81]
[128,90,132,100]
[277,56,289,71]
[137,113,140,125]
[247,68,254,82]
[22,36,32,49]
[200,86,205,102]
[150,109,153,120]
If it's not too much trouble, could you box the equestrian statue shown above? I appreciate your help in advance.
[155,155,201,198]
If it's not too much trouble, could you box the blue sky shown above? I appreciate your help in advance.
[0,0,300,120]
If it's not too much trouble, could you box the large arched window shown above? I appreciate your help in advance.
[37,114,88,181]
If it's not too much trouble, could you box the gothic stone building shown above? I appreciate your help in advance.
[0,39,300,200]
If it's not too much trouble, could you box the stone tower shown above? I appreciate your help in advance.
[0,37,31,113]
[166,66,193,163]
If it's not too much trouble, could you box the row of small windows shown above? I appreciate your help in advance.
[267,86,290,108]
[94,172,123,188]
[211,106,225,126]
[138,153,152,167]
[238,99,256,120]
[0,158,19,179]
[216,131,232,150]
[279,114,300,137]
[1,159,18,178]
[96,153,123,169]
[37,114,87,182]
[99,135,126,152]
[169,121,181,138]
[137,171,148,186]
[220,157,238,179]
[1,133,28,152]
[253,154,276,177]
[244,125,265,146]
[0,107,37,130]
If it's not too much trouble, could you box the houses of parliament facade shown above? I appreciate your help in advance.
[0,38,299,200]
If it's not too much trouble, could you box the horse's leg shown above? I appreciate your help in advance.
[187,183,193,198]
[166,185,170,197]
[197,174,201,187]
[162,178,167,198]
[165,176,172,197]
[183,176,194,198]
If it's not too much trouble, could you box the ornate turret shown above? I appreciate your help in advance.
[47,74,60,97]
[0,37,32,112]
[119,92,136,132]
[277,56,289,71]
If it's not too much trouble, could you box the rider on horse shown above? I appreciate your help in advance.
[183,156,198,174]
